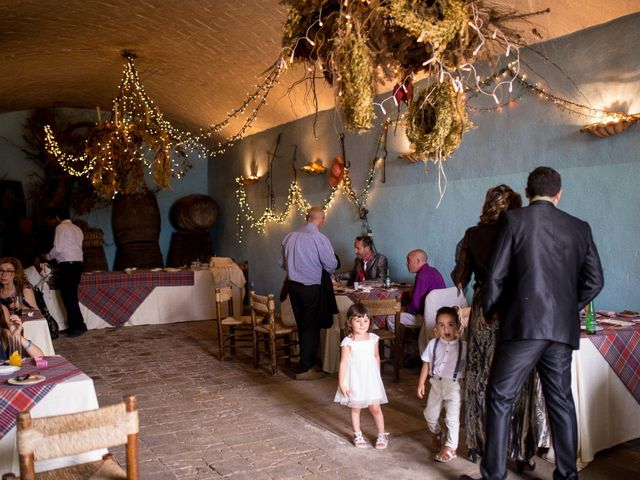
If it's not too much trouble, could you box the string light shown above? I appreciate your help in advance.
[235,123,388,242]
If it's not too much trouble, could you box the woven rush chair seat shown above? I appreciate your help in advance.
[250,291,299,375]
[2,395,139,480]
[215,287,254,361]
[358,296,403,382]
[19,456,127,479]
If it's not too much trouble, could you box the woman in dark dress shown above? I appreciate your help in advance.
[452,184,549,471]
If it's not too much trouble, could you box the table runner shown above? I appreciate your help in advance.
[0,356,82,439]
[79,270,194,327]
[586,323,640,404]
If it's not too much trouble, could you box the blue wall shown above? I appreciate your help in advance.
[0,110,208,267]
[208,13,640,311]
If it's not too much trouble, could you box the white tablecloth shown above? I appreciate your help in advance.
[573,337,640,465]
[0,371,106,474]
[22,319,55,356]
[79,270,244,329]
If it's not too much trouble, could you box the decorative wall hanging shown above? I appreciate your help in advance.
[235,122,389,242]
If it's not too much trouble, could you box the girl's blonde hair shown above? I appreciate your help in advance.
[344,303,372,336]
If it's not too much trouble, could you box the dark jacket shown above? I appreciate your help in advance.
[350,252,388,283]
[483,200,604,349]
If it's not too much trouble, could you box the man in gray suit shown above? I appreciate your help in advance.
[340,236,388,284]
[461,166,604,480]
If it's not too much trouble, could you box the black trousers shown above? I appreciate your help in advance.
[481,339,577,480]
[57,262,86,332]
[287,281,321,373]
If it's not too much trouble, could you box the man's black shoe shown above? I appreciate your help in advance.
[67,328,87,337]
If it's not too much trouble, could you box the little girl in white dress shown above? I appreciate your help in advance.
[335,303,389,449]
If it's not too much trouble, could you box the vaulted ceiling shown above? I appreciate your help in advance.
[1,1,638,143]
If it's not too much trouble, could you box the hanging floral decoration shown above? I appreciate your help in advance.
[280,0,544,169]
[406,81,471,161]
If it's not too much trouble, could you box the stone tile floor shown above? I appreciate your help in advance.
[53,321,640,479]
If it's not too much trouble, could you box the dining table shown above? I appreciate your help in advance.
[0,355,106,474]
[572,316,640,466]
[73,266,244,330]
[21,309,55,356]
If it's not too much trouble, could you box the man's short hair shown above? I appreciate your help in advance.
[355,236,373,250]
[527,166,561,197]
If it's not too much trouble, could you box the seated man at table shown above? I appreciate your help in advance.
[337,236,388,284]
[387,249,445,332]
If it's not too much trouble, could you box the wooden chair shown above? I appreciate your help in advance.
[215,286,254,361]
[3,395,139,480]
[359,296,402,382]
[250,291,298,375]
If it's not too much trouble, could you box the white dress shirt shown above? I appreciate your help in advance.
[421,337,467,379]
[48,220,84,263]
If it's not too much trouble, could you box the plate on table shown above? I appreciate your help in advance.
[8,375,45,385]
[0,365,20,375]
[150,268,163,272]
[164,267,180,272]
[617,310,640,319]
[580,325,603,332]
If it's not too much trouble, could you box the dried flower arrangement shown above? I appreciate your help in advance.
[281,0,536,156]
[406,81,471,160]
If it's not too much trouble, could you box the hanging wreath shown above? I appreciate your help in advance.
[405,81,471,160]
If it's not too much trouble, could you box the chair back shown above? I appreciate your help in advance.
[358,297,401,318]
[16,395,139,479]
[215,286,234,319]
[420,287,468,352]
[250,291,275,328]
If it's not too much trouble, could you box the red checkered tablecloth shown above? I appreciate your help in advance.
[0,356,82,439]
[79,270,194,327]
[585,323,640,404]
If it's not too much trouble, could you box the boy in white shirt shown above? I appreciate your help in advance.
[417,306,467,463]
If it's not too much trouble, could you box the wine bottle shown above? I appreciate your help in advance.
[384,268,391,288]
[585,301,597,334]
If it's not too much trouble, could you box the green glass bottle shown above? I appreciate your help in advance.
[585,301,597,334]
[384,268,391,288]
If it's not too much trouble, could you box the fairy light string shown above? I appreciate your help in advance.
[235,123,388,242]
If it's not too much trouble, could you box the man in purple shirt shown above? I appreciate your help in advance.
[280,207,338,380]
[388,249,446,332]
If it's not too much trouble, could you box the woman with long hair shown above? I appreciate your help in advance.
[452,184,549,471]
[0,257,39,314]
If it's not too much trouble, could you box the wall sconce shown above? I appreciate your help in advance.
[580,113,640,138]
[301,159,326,175]
[240,174,261,186]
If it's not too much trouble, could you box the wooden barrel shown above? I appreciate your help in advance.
[112,191,161,244]
[169,195,218,231]
[82,228,104,248]
[113,242,163,270]
[167,231,212,267]
[83,246,108,272]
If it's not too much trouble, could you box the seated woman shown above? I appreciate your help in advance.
[1,304,44,360]
[336,236,388,284]
[0,257,40,314]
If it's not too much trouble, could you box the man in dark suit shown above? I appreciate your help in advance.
[341,236,388,284]
[460,167,604,480]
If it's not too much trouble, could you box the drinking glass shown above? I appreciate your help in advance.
[12,295,23,317]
